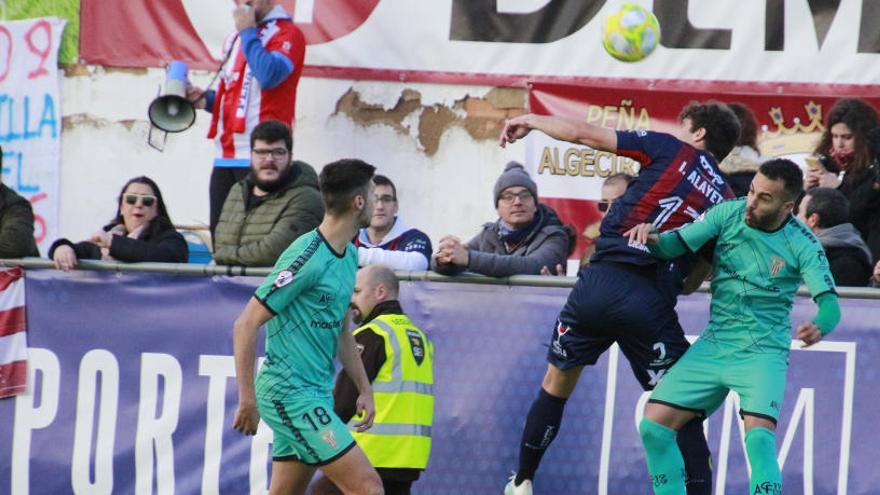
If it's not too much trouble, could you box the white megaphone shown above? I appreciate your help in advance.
[148,60,196,151]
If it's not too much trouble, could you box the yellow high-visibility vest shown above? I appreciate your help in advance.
[351,313,434,469]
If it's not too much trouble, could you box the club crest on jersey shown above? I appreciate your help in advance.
[274,270,294,288]
[320,429,338,449]
[769,257,785,277]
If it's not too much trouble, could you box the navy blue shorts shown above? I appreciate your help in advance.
[547,261,690,391]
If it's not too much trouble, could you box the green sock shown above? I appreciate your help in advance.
[745,427,782,494]
[640,418,687,494]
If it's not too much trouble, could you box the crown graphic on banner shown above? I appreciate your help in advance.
[759,101,824,157]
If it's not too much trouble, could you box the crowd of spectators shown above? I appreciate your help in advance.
[806,98,880,267]
[5,83,880,290]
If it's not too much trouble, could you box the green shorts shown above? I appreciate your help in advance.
[257,394,356,465]
[648,338,789,423]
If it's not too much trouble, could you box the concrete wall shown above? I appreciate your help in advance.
[58,66,528,249]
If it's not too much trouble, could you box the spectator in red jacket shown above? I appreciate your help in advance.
[187,0,307,240]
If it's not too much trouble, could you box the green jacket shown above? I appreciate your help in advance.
[0,184,39,258]
[214,161,323,267]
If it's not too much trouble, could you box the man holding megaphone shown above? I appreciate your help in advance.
[187,0,306,240]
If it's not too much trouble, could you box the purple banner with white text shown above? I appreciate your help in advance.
[0,270,877,494]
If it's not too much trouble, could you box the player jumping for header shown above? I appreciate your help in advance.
[499,102,741,495]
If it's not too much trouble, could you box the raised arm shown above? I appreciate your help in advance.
[500,113,618,152]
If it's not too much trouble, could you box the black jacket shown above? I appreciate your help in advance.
[0,184,40,258]
[843,170,880,265]
[825,245,872,287]
[48,218,188,263]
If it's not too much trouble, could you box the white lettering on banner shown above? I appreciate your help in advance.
[135,353,182,495]
[607,340,855,495]
[2,336,859,492]
[597,342,620,495]
[249,356,270,495]
[778,389,815,495]
[199,355,235,495]
[12,347,60,495]
[72,350,119,495]
[715,392,747,493]
[250,421,272,495]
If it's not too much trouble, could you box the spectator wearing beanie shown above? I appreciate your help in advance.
[432,161,575,277]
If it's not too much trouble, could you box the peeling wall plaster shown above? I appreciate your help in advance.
[334,87,525,155]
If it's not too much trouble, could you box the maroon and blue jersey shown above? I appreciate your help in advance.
[592,130,735,266]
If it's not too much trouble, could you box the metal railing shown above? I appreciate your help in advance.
[2,257,879,299]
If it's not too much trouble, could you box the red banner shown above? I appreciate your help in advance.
[80,0,217,69]
[79,0,380,70]
[525,82,880,260]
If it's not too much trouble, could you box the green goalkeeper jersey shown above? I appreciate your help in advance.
[669,198,836,355]
[254,229,358,400]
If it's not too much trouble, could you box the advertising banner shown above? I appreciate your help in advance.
[525,82,880,259]
[0,270,878,493]
[0,18,66,255]
[79,1,880,87]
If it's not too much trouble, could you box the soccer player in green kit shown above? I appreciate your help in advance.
[626,158,841,495]
[232,159,384,495]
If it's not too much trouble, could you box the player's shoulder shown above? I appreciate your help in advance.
[619,129,679,144]
[275,229,323,268]
[785,215,822,247]
[705,197,745,219]
[344,241,359,262]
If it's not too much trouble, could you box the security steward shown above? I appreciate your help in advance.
[311,264,434,495]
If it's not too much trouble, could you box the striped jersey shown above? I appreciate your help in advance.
[592,130,735,266]
[208,5,305,167]
[254,229,358,400]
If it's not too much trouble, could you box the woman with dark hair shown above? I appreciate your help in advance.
[808,97,880,264]
[809,97,878,191]
[49,176,188,271]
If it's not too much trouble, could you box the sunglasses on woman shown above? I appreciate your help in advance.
[124,194,157,207]
[597,199,613,213]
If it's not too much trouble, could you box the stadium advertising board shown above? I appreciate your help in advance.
[0,18,65,255]
[0,270,877,493]
[79,0,880,86]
